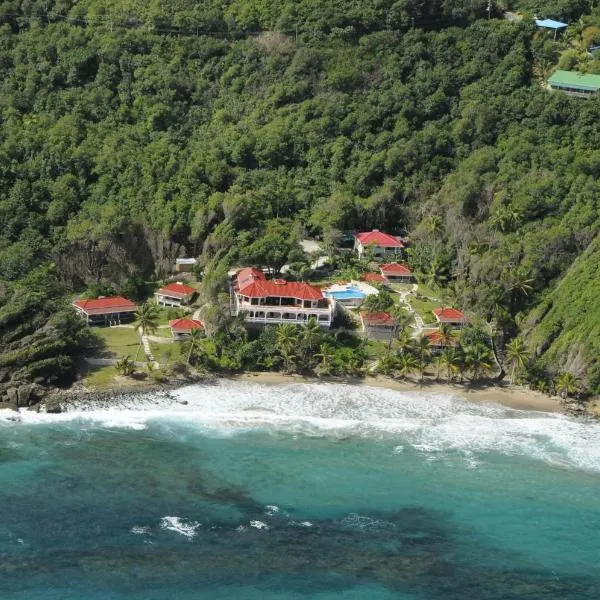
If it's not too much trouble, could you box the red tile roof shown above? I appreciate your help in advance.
[380,263,412,276]
[169,318,204,332]
[157,282,196,298]
[72,296,136,315]
[432,307,465,322]
[360,311,396,326]
[355,230,403,248]
[361,272,387,283]
[236,269,323,301]
[236,267,265,288]
[424,330,457,346]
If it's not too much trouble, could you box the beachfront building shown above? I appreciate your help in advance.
[155,282,196,308]
[380,262,413,283]
[353,229,404,259]
[424,329,458,354]
[232,268,334,328]
[360,272,389,285]
[169,318,204,339]
[72,296,137,326]
[432,307,467,328]
[548,70,600,97]
[360,311,397,340]
[175,258,197,273]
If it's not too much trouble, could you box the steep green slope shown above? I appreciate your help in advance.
[524,238,600,392]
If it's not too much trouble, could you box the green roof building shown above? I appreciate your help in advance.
[548,70,600,97]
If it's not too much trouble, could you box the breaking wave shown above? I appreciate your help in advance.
[1,380,599,473]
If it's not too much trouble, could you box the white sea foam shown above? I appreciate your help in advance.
[2,380,600,473]
[160,516,200,539]
[249,520,269,530]
[130,526,151,535]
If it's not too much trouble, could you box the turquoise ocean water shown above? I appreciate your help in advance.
[1,381,600,599]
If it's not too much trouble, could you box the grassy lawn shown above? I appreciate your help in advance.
[82,365,118,389]
[95,327,141,358]
[154,306,191,326]
[415,283,441,300]
[389,283,414,293]
[364,339,389,359]
[151,340,183,366]
[408,297,438,324]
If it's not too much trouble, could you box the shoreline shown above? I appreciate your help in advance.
[34,371,574,416]
[231,372,567,414]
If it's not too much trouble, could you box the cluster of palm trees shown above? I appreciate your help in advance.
[375,322,496,383]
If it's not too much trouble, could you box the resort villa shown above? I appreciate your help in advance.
[380,262,413,283]
[424,329,458,353]
[169,318,204,339]
[232,268,334,328]
[432,307,467,328]
[360,311,397,340]
[155,282,196,308]
[72,296,137,325]
[353,230,404,259]
[360,272,389,285]
[548,70,600,97]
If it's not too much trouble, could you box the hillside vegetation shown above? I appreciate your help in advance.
[0,0,599,394]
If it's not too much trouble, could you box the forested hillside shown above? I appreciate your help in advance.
[0,0,599,394]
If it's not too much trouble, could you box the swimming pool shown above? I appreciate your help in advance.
[324,287,366,300]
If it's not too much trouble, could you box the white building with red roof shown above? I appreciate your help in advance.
[379,262,413,283]
[423,329,458,353]
[72,296,137,326]
[432,307,467,327]
[354,229,404,259]
[155,282,197,308]
[359,311,397,340]
[360,272,389,285]
[232,268,334,328]
[169,318,204,339]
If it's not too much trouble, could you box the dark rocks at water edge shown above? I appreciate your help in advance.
[0,382,48,411]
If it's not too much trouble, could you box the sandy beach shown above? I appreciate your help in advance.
[233,372,565,413]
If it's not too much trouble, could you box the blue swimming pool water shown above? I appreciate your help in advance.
[324,287,366,300]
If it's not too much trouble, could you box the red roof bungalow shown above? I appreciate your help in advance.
[432,307,467,327]
[72,296,137,326]
[233,268,334,328]
[424,329,458,353]
[155,282,197,308]
[360,272,389,285]
[360,311,397,340]
[169,318,204,339]
[354,229,404,259]
[379,263,413,283]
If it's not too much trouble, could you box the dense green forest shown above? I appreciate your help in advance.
[0,0,599,396]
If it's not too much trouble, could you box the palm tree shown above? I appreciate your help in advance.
[376,350,397,377]
[463,343,494,381]
[276,324,300,373]
[414,336,432,380]
[388,306,414,349]
[115,355,135,376]
[396,353,418,380]
[134,302,159,360]
[505,337,530,384]
[436,322,455,348]
[440,348,463,382]
[300,317,322,369]
[433,354,444,381]
[393,328,416,355]
[315,343,336,376]
[555,372,578,399]
[186,328,204,365]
